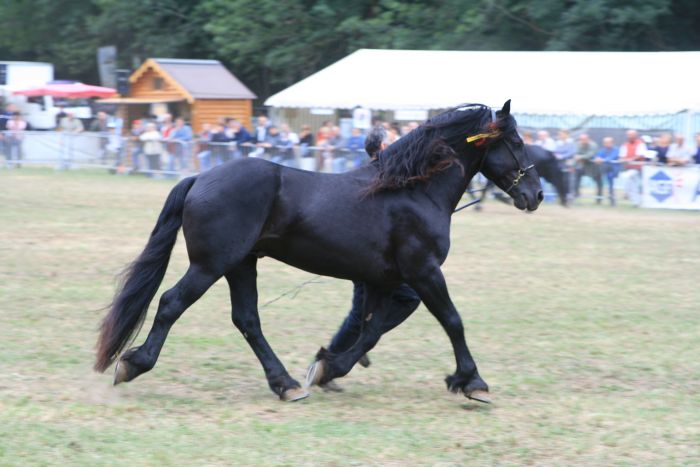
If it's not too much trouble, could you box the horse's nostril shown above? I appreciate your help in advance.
[537,190,544,202]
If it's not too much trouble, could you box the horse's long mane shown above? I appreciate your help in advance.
[368,104,491,192]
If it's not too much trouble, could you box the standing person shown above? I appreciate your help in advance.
[667,134,693,166]
[315,120,333,144]
[128,119,146,173]
[554,129,576,162]
[277,123,299,167]
[322,125,344,172]
[651,133,672,165]
[159,113,174,169]
[196,123,213,171]
[139,123,164,177]
[58,112,84,170]
[618,129,648,205]
[210,122,232,165]
[89,111,110,163]
[254,114,271,144]
[229,119,253,157]
[312,124,421,392]
[573,133,599,200]
[0,103,13,131]
[257,125,283,162]
[0,104,16,160]
[594,136,620,206]
[535,130,556,151]
[299,124,314,146]
[5,111,27,168]
[168,117,193,173]
[298,124,314,160]
[693,133,700,165]
[345,127,366,168]
[554,129,576,201]
[279,123,299,145]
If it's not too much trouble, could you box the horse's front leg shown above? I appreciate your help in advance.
[408,264,491,403]
[307,285,392,386]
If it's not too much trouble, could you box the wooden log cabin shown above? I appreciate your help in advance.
[101,58,256,132]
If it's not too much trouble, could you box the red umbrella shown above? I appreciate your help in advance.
[13,82,118,98]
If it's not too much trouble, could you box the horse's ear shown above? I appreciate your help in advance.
[501,99,511,115]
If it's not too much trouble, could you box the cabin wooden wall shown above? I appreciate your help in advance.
[192,99,252,132]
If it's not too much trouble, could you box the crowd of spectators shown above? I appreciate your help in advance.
[104,112,420,177]
[526,128,700,205]
[3,107,700,207]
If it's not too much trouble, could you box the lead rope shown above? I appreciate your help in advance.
[258,275,323,310]
[454,187,488,212]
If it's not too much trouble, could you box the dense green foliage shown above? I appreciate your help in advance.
[1,0,698,100]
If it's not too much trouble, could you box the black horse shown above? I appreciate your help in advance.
[527,144,569,206]
[466,144,568,207]
[95,101,542,403]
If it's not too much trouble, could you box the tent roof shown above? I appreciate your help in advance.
[264,49,700,115]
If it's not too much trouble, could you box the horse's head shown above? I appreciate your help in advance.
[474,101,543,211]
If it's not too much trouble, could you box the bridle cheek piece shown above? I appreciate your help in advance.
[501,140,535,194]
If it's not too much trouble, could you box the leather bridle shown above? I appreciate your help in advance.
[454,135,535,213]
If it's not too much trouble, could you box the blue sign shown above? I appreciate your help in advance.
[649,171,673,203]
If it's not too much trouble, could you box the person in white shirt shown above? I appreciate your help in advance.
[535,130,556,151]
[667,134,693,166]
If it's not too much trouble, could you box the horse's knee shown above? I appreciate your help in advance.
[231,310,259,335]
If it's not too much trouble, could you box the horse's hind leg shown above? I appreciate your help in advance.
[114,265,218,384]
[225,256,308,402]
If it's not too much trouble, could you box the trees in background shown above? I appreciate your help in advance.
[1,0,698,100]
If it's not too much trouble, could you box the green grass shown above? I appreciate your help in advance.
[1,168,699,465]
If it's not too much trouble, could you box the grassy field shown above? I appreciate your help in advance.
[1,168,699,465]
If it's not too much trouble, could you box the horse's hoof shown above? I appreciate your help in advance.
[305,360,326,387]
[467,390,491,404]
[358,354,371,368]
[113,360,129,385]
[281,386,310,402]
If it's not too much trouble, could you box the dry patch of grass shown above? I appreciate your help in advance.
[1,168,699,465]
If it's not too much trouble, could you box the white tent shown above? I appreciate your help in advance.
[265,49,700,116]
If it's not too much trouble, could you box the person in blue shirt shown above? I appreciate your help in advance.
[169,117,193,172]
[594,136,620,206]
[345,127,366,168]
[693,133,700,165]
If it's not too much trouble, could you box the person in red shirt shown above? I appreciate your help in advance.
[618,129,648,205]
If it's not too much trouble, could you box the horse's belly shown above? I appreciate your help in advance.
[259,236,395,284]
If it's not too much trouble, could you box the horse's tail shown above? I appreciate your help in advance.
[94,176,197,372]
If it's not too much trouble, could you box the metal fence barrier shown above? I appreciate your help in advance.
[2,131,698,207]
[0,131,369,177]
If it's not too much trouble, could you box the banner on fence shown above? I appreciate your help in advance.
[641,165,700,210]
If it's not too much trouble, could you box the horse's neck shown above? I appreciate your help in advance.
[440,151,484,210]
[424,159,475,212]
